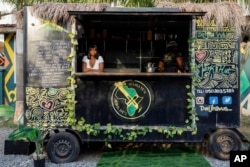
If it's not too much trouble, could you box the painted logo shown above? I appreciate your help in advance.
[209,96,219,105]
[222,96,232,105]
[110,80,152,121]
[196,97,204,105]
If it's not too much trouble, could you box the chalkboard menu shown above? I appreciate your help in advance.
[194,19,239,116]
[27,40,71,87]
[25,13,71,88]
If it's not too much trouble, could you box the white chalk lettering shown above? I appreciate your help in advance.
[200,105,233,112]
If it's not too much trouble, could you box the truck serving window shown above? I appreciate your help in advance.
[69,9,205,73]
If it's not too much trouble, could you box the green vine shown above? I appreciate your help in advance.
[64,32,199,145]
[157,126,184,138]
[65,32,102,137]
[186,37,200,135]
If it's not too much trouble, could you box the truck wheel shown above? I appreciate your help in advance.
[46,132,80,163]
[208,129,242,160]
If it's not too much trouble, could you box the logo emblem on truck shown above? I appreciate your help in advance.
[110,80,152,121]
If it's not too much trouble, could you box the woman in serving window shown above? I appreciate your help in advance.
[82,45,104,72]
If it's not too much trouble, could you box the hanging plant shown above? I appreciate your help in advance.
[185,37,199,135]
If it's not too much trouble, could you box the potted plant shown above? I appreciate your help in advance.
[2,105,36,155]
[7,125,46,167]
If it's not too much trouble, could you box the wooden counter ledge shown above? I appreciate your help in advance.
[75,72,193,77]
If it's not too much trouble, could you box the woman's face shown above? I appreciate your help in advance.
[89,48,97,57]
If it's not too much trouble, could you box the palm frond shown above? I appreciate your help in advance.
[0,105,14,118]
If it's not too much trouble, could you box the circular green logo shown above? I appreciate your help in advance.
[110,80,152,121]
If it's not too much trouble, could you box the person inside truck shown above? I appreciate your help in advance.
[156,59,166,72]
[161,41,186,73]
[82,45,104,72]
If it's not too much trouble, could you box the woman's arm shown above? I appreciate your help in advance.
[98,62,104,72]
[176,53,186,73]
[82,62,104,72]
[86,62,104,72]
[82,62,89,72]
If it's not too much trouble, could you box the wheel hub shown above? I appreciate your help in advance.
[54,139,72,157]
[217,135,234,153]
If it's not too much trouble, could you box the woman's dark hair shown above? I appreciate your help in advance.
[87,45,99,59]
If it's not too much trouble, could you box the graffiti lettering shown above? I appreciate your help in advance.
[197,63,215,78]
[196,19,216,27]
[218,65,236,74]
[205,89,234,94]
[196,41,237,50]
[195,19,238,114]
[196,89,204,94]
[197,64,236,78]
[196,88,235,94]
[200,105,233,112]
[197,26,234,32]
[196,63,237,88]
[196,31,236,39]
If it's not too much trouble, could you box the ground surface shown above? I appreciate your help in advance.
[0,127,231,167]
[2,114,250,167]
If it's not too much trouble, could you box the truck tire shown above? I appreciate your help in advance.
[208,129,242,160]
[46,132,80,163]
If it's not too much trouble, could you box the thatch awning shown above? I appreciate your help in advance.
[16,2,247,35]
[157,2,246,35]
[16,3,110,28]
[0,24,16,33]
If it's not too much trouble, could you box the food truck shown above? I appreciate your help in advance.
[19,3,248,164]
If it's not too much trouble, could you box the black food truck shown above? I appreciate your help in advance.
[20,4,248,163]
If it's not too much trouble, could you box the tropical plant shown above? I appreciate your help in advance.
[7,125,44,160]
[0,105,14,120]
[0,105,15,127]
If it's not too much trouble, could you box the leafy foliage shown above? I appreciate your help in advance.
[8,125,44,159]
[0,105,14,118]
[0,105,15,126]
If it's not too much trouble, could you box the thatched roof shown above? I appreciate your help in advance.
[0,24,16,33]
[157,2,246,35]
[16,2,247,35]
[16,3,110,27]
